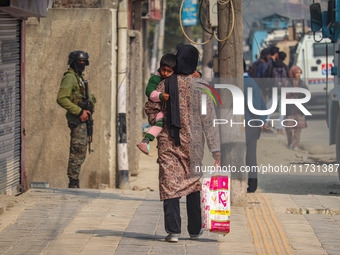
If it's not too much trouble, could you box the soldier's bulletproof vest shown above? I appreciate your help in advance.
[68,72,86,106]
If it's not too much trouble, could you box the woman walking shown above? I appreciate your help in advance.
[285,66,308,150]
[145,45,221,242]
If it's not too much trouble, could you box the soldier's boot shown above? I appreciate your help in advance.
[68,178,79,188]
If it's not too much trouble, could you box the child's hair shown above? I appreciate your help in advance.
[160,54,176,70]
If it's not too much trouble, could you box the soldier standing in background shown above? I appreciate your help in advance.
[57,51,96,188]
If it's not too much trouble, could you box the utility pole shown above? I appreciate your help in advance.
[202,0,214,79]
[117,0,129,189]
[150,22,159,73]
[150,22,160,73]
[218,0,247,206]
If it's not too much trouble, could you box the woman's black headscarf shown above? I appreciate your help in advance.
[165,45,199,145]
[176,45,199,75]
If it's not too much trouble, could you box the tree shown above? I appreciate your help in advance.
[163,1,202,53]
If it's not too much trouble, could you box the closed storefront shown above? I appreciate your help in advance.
[0,12,22,194]
[0,0,48,194]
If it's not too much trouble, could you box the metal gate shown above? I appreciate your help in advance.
[0,12,21,195]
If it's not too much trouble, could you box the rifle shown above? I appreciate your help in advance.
[78,80,94,153]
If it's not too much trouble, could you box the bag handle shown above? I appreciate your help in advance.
[214,159,220,167]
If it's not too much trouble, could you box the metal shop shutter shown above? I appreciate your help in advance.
[0,12,21,194]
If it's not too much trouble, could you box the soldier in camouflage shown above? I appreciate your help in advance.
[57,51,95,188]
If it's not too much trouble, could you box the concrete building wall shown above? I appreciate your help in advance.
[25,8,117,188]
[127,30,143,176]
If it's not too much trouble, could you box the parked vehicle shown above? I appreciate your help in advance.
[310,0,340,182]
[293,33,334,105]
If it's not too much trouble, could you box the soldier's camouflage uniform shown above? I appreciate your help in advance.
[67,123,87,179]
[57,68,95,181]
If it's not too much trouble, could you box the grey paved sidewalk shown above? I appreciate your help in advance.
[292,194,340,255]
[268,193,340,255]
[0,189,101,255]
[0,189,220,255]
[1,188,339,255]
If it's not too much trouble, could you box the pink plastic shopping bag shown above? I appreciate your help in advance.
[201,161,230,234]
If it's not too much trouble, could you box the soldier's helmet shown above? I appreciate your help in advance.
[68,51,89,66]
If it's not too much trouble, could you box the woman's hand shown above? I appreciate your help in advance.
[212,151,221,161]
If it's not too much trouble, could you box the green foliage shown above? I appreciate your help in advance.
[163,1,185,53]
[163,1,204,53]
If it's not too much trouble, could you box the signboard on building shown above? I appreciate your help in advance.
[182,0,198,26]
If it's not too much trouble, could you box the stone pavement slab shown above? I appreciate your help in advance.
[218,207,257,255]
[1,187,339,254]
[267,193,340,255]
[0,189,100,255]
[0,189,220,255]
[114,192,220,255]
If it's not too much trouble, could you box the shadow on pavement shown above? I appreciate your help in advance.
[30,188,160,203]
[76,229,217,243]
